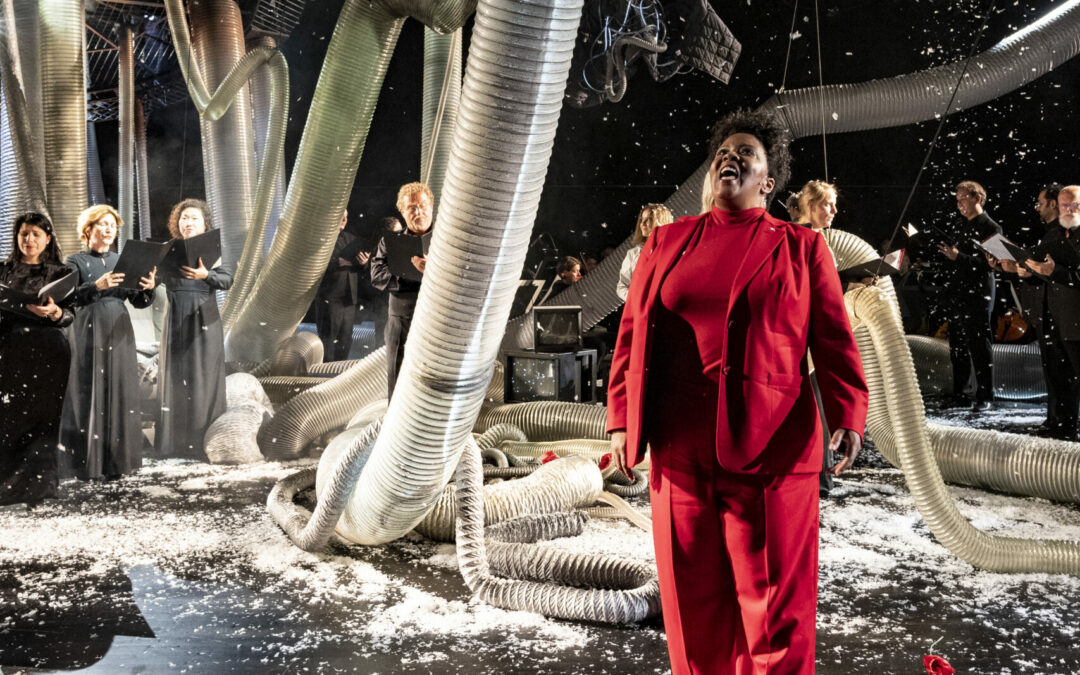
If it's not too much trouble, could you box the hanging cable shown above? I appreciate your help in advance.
[877,0,998,276]
[813,0,827,179]
[778,0,800,93]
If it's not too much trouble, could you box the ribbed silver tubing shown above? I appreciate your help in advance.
[86,122,107,206]
[258,347,388,459]
[222,0,402,360]
[247,35,283,264]
[165,0,289,338]
[766,1,1080,139]
[413,454,603,542]
[906,336,1048,401]
[118,27,134,249]
[454,435,661,623]
[475,401,608,441]
[135,101,152,239]
[850,285,1080,573]
[421,27,462,208]
[38,0,85,253]
[189,0,257,270]
[330,0,584,546]
[258,376,329,407]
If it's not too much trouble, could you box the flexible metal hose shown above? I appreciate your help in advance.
[38,0,85,254]
[421,28,462,208]
[221,0,402,360]
[267,331,324,376]
[850,284,1080,573]
[413,454,603,542]
[204,403,269,464]
[475,402,608,441]
[135,102,152,239]
[906,336,1048,401]
[330,0,583,545]
[247,35,284,266]
[766,1,1080,139]
[258,376,329,406]
[118,27,134,249]
[86,122,107,207]
[454,435,661,623]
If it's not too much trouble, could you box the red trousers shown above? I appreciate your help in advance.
[649,383,820,675]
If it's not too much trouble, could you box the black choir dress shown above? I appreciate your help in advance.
[60,250,154,480]
[0,261,74,505]
[154,263,233,458]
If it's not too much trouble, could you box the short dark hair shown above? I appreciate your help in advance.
[557,256,582,276]
[8,212,63,264]
[708,108,793,206]
[956,180,987,206]
[1041,183,1064,203]
[380,216,402,232]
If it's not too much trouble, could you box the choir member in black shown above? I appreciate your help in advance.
[0,213,74,505]
[155,199,233,458]
[60,204,156,480]
[937,180,1002,411]
[371,182,433,399]
[1019,185,1080,441]
[316,209,369,361]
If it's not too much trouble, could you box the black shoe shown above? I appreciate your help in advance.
[970,399,992,412]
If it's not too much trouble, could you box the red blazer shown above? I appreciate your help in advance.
[606,208,869,474]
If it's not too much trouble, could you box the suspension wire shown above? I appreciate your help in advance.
[878,0,998,276]
[778,0,800,92]
[813,0,827,179]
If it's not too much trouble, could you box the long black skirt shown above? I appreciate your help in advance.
[0,322,70,504]
[154,287,227,458]
[60,297,144,479]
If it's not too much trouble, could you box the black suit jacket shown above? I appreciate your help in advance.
[319,230,360,304]
[940,211,1001,312]
[1043,224,1080,341]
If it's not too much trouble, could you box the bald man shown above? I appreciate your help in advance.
[1021,185,1080,440]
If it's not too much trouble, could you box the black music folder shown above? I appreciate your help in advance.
[839,251,903,279]
[385,231,432,283]
[0,270,77,317]
[159,229,222,279]
[114,239,171,289]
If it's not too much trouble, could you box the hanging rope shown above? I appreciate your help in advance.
[878,0,998,275]
[813,0,828,179]
[778,0,799,93]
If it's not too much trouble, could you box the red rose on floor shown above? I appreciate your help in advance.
[540,450,559,464]
[923,655,955,675]
[598,453,613,470]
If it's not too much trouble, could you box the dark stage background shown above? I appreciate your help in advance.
[96,0,1080,269]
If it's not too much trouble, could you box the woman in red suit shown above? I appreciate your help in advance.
[607,109,869,674]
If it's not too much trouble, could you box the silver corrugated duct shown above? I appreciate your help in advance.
[454,436,661,623]
[328,0,583,546]
[266,331,324,376]
[189,0,258,270]
[413,454,604,542]
[86,122,107,206]
[248,35,284,261]
[221,0,402,360]
[766,1,1080,139]
[258,347,387,459]
[258,376,329,407]
[421,27,462,209]
[849,284,1080,573]
[907,336,1048,401]
[135,101,152,239]
[38,0,86,254]
[118,27,134,249]
[165,0,289,337]
[475,401,608,441]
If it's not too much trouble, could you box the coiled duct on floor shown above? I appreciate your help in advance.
[267,331,324,377]
[475,401,608,441]
[905,336,1048,401]
[849,284,1080,573]
[413,454,603,542]
[258,376,329,407]
[454,435,661,623]
[38,0,85,255]
[475,423,528,449]
[222,0,402,360]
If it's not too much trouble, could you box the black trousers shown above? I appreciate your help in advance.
[385,293,417,399]
[947,303,994,402]
[1033,323,1058,426]
[316,295,356,362]
[1044,314,1080,438]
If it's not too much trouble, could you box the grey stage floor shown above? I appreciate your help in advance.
[1,400,1078,674]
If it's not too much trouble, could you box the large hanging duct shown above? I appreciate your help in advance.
[39,0,86,254]
[189,0,258,270]
[118,27,134,249]
[295,0,582,547]
[247,36,284,260]
[164,0,289,344]
[421,27,462,207]
[766,0,1080,139]
[86,122,107,206]
[220,0,404,361]
[134,101,152,239]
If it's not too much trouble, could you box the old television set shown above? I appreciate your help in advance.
[503,349,597,403]
[530,305,582,352]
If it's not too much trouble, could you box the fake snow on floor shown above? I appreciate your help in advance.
[1,421,1078,674]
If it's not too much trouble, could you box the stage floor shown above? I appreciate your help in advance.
[1,400,1078,674]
